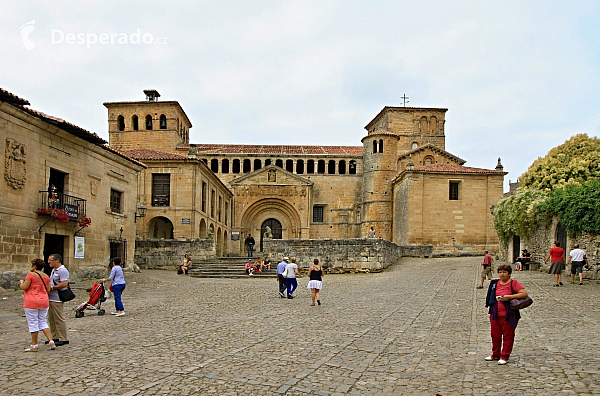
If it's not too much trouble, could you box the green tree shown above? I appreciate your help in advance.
[519,134,600,191]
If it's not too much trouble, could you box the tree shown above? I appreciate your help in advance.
[519,134,600,191]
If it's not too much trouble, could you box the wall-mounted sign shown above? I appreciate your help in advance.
[74,236,85,259]
[231,231,240,241]
[64,204,79,219]
[182,218,191,224]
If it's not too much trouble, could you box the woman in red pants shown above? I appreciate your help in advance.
[485,264,528,365]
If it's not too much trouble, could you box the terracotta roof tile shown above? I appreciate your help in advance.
[0,87,30,106]
[409,163,506,174]
[397,143,466,165]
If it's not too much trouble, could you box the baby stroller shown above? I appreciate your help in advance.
[75,282,107,318]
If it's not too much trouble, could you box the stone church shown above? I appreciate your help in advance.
[106,90,506,256]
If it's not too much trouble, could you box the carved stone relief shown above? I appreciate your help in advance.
[5,138,26,189]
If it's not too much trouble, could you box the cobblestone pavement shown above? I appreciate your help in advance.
[1,257,599,395]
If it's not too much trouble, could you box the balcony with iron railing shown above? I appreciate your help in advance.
[38,190,87,220]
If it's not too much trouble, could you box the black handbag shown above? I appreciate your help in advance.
[53,278,76,302]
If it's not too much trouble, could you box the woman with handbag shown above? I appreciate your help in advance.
[485,264,529,365]
[284,257,302,299]
[100,257,126,316]
[19,258,55,351]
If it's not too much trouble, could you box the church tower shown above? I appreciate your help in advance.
[104,89,192,153]
[360,129,399,240]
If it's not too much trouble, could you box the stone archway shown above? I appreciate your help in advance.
[260,218,282,251]
[216,227,223,256]
[147,216,174,239]
[199,219,207,239]
[240,199,303,252]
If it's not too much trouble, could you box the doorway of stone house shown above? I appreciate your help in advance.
[43,233,65,276]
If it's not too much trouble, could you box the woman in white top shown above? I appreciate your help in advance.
[284,257,302,299]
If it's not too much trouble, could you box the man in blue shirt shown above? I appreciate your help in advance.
[276,257,289,298]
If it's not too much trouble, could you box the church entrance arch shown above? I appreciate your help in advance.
[147,216,174,239]
[260,218,282,251]
[240,198,303,255]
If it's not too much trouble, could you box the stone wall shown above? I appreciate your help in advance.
[500,217,600,280]
[134,238,216,269]
[262,238,432,273]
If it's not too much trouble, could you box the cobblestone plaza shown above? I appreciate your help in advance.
[1,257,598,395]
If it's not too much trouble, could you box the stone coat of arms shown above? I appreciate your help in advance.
[5,139,27,189]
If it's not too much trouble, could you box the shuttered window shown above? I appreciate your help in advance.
[152,174,171,207]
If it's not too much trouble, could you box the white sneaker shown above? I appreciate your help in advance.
[110,312,118,315]
[485,356,499,361]
[249,273,253,276]
[116,312,126,317]
[498,359,508,365]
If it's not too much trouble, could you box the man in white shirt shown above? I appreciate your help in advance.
[567,244,586,285]
[47,254,70,346]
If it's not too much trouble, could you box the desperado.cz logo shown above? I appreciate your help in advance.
[20,21,168,50]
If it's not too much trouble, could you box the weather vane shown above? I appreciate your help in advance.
[401,94,409,107]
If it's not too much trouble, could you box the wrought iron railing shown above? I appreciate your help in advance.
[39,190,87,219]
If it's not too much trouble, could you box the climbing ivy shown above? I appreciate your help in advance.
[539,179,600,235]
[493,189,549,247]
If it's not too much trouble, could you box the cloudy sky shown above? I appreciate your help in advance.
[2,1,599,189]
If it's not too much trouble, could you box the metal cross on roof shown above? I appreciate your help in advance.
[401,94,409,107]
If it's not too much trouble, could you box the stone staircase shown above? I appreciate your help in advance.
[189,256,276,278]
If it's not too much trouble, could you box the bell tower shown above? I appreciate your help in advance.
[104,89,192,153]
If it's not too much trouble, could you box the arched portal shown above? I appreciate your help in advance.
[260,218,282,251]
[555,222,567,251]
[240,198,303,255]
[147,216,174,239]
[199,219,207,239]
[216,227,223,256]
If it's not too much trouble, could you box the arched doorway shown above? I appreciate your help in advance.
[556,222,567,251]
[216,227,223,256]
[199,219,207,239]
[260,218,282,251]
[147,216,174,239]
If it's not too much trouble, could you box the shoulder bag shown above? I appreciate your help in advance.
[53,277,76,302]
[509,279,532,310]
[282,267,288,278]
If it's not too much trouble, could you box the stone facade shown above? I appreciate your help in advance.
[263,237,432,273]
[127,152,233,255]
[0,88,145,273]
[105,91,506,256]
[134,238,216,269]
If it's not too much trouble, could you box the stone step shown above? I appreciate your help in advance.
[188,257,276,278]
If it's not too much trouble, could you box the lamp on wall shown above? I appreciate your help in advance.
[134,205,147,223]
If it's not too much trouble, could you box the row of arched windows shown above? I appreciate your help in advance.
[117,114,167,131]
[202,158,358,175]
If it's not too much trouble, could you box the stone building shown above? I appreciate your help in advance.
[0,87,145,272]
[106,91,507,255]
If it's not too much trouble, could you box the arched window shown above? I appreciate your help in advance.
[328,160,336,174]
[412,142,418,150]
[132,115,139,131]
[420,116,427,134]
[296,159,304,174]
[145,115,153,130]
[339,160,346,174]
[286,159,294,172]
[307,160,315,174]
[254,159,261,171]
[117,115,125,131]
[424,156,434,166]
[317,160,325,174]
[211,159,219,173]
[430,116,437,135]
[349,160,357,174]
[275,159,283,168]
[243,159,251,173]
[232,159,240,173]
[379,139,384,153]
[373,140,378,154]
[159,114,167,129]
[222,159,230,173]
[265,159,272,166]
